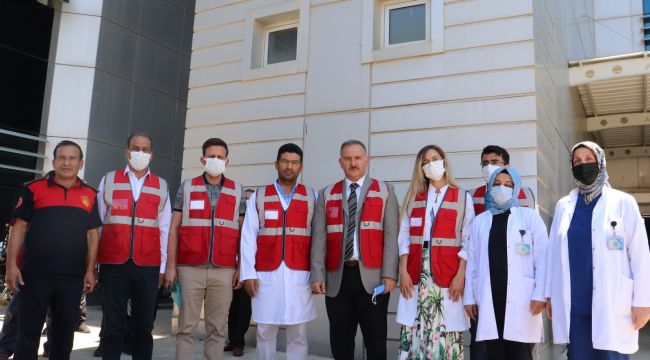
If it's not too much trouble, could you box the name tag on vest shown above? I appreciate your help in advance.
[265,210,279,220]
[410,217,423,227]
[190,200,205,210]
[112,199,128,210]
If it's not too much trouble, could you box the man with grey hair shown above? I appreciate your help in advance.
[96,133,171,360]
[310,139,400,359]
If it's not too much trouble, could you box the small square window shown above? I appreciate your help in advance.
[384,1,426,47]
[264,24,298,66]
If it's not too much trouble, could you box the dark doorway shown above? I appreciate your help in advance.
[0,0,53,236]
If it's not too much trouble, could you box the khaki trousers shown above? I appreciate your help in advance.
[176,266,235,360]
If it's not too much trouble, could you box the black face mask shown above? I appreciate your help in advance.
[572,162,599,185]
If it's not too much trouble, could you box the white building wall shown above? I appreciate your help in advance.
[186,0,584,357]
[593,0,644,57]
[41,0,103,178]
[532,0,589,358]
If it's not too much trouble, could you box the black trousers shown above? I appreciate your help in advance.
[100,260,159,360]
[484,339,533,360]
[469,319,489,360]
[44,293,87,353]
[15,275,83,360]
[227,287,251,346]
[325,266,389,360]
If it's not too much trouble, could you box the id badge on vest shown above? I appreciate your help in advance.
[265,210,279,220]
[190,200,205,210]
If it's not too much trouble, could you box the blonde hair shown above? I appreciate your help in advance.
[400,145,459,219]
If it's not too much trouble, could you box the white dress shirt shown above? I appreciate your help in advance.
[97,166,171,273]
[239,187,316,325]
[344,175,365,261]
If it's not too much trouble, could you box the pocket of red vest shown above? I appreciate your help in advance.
[139,227,161,256]
[290,237,310,265]
[436,246,461,286]
[217,226,239,256]
[360,228,383,269]
[434,210,457,239]
[141,195,161,214]
[99,226,124,254]
[363,197,384,221]
[178,227,205,255]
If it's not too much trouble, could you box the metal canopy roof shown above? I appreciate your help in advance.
[570,52,650,159]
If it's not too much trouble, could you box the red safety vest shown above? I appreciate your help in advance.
[98,169,168,266]
[469,184,535,215]
[177,176,242,267]
[324,179,388,271]
[406,187,466,288]
[255,183,314,271]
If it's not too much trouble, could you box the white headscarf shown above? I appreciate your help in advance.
[571,141,610,204]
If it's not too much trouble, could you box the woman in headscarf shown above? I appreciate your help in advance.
[463,167,548,360]
[395,144,475,360]
[545,141,650,359]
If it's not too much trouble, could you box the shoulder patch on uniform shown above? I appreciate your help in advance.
[81,195,91,209]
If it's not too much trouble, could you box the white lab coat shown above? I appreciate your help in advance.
[545,187,650,354]
[240,190,316,325]
[395,185,474,331]
[464,206,548,343]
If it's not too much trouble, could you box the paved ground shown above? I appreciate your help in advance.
[0,304,648,359]
[0,304,332,360]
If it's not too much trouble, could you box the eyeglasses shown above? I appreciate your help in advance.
[480,160,505,167]
[278,159,301,167]
[55,156,81,163]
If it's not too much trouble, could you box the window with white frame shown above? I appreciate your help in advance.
[242,0,309,80]
[361,0,443,63]
[264,22,298,66]
[383,0,427,47]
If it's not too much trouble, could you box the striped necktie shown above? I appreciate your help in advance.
[344,183,359,261]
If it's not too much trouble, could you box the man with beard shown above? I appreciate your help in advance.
[240,143,316,359]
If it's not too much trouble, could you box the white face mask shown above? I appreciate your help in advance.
[422,160,446,181]
[204,157,226,177]
[128,151,151,171]
[491,185,513,205]
[482,164,501,183]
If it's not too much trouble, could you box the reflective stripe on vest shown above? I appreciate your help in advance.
[177,176,242,267]
[324,179,388,271]
[470,185,535,215]
[98,169,168,266]
[255,183,314,271]
[406,187,466,288]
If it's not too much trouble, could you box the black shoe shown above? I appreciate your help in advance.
[224,342,235,352]
[93,344,103,357]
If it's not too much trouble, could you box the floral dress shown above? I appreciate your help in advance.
[398,247,463,360]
